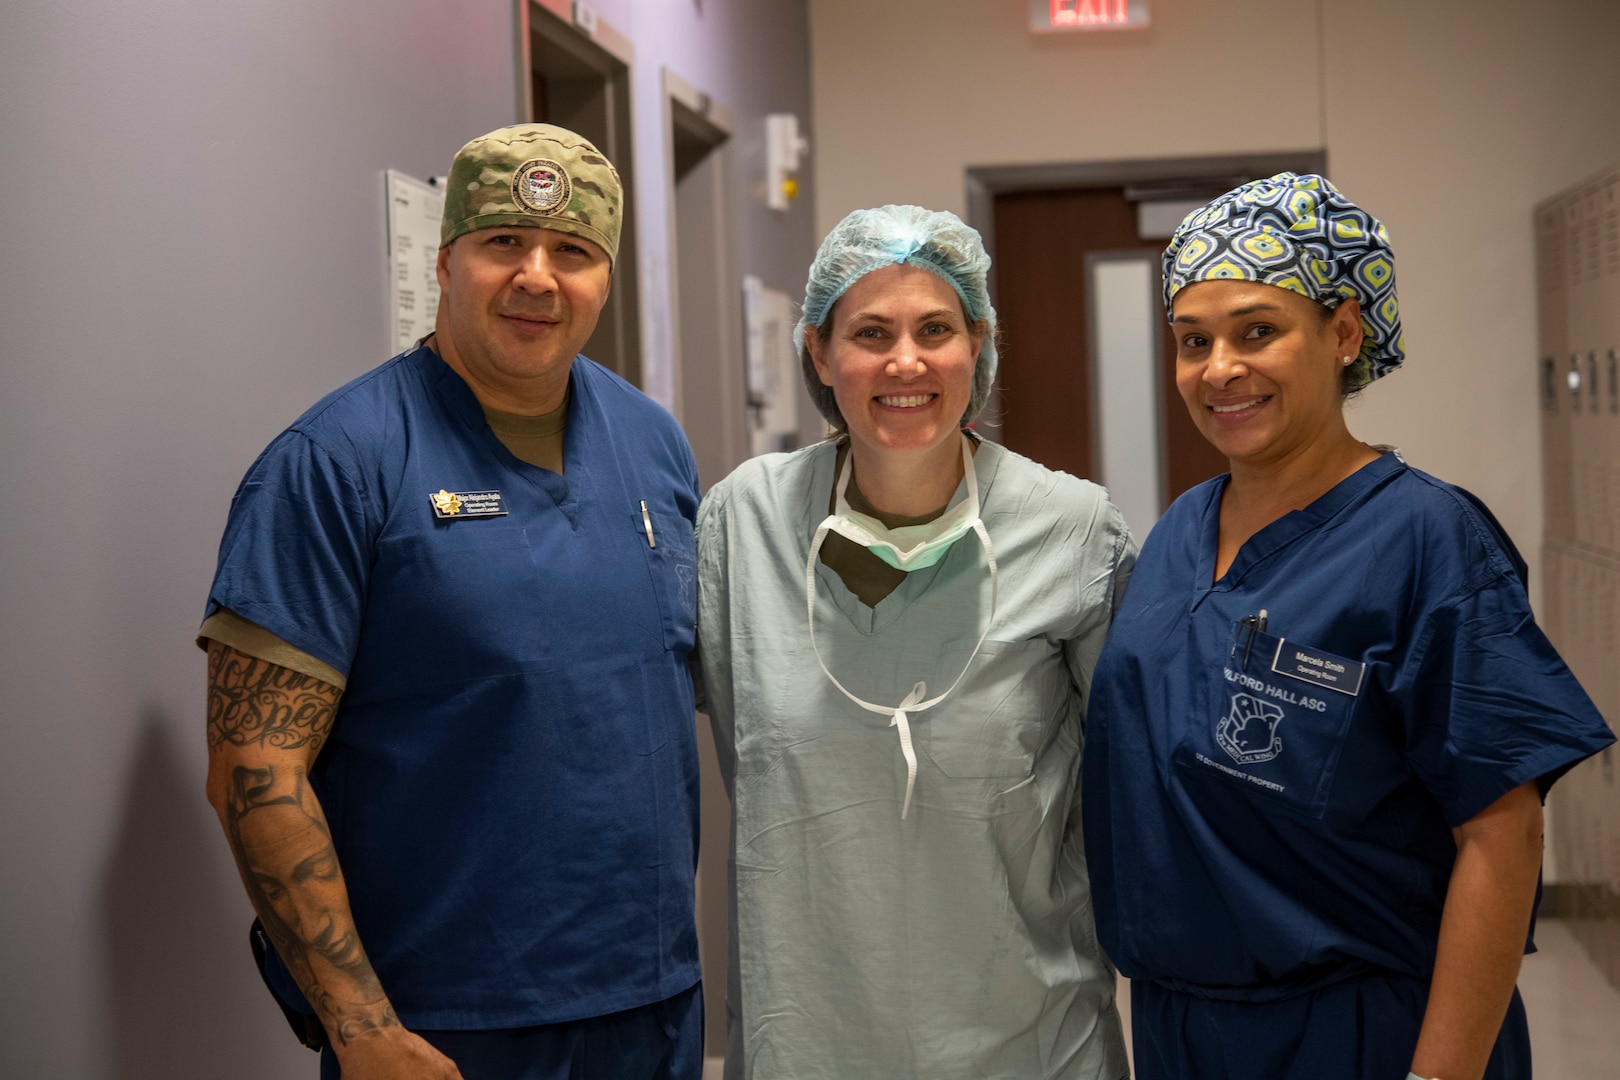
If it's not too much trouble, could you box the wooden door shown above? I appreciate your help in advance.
[992,187,1227,504]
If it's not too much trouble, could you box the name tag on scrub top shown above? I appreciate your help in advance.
[1270,639,1365,696]
[429,489,509,519]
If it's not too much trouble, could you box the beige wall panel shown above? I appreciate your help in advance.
[808,0,1322,228]
[1537,206,1569,360]
[1608,368,1620,558]
[1317,0,1620,594]
[1603,559,1618,727]
[1539,163,1620,987]
[1605,175,1620,560]
[1577,374,1598,551]
[1571,183,1609,552]
[1541,546,1567,656]
[1539,205,1576,549]
[811,0,1620,595]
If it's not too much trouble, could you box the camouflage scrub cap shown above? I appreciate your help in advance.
[796,205,998,429]
[440,124,623,264]
[1163,172,1404,389]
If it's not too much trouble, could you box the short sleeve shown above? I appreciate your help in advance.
[204,430,379,679]
[694,488,737,786]
[196,608,349,690]
[1401,573,1614,827]
[1063,497,1137,706]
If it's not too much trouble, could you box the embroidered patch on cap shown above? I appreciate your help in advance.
[512,159,571,215]
[429,489,509,519]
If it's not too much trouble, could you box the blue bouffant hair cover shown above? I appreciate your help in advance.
[796,204,999,428]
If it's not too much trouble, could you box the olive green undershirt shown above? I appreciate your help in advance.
[196,395,570,686]
[819,443,950,609]
[482,393,569,475]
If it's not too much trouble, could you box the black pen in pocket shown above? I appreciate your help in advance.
[1234,609,1268,667]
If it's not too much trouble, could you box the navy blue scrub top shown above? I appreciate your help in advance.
[206,345,702,1028]
[1082,452,1613,1001]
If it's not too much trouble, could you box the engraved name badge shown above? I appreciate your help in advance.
[429,489,509,519]
[1270,639,1365,696]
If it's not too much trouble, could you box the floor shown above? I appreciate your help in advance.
[1116,919,1620,1079]
[1519,920,1620,1079]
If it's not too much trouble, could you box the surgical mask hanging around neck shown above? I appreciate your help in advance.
[804,433,998,819]
[827,436,981,572]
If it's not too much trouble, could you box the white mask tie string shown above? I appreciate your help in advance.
[803,435,997,819]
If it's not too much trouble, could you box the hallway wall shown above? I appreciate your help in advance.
[809,0,1620,597]
[0,1,812,1076]
[1,5,518,1075]
[575,0,818,421]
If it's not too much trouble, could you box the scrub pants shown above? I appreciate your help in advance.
[319,982,703,1080]
[1131,974,1530,1080]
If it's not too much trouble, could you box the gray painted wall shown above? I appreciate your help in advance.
[0,0,812,1075]
[595,0,819,434]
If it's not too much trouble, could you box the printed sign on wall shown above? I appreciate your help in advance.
[387,170,445,354]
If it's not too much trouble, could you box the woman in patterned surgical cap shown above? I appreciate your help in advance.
[696,205,1133,1078]
[1081,173,1613,1080]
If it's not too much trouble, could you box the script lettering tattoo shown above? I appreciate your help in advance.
[207,646,396,1046]
[207,647,338,752]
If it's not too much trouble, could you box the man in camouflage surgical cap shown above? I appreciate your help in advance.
[199,124,704,1079]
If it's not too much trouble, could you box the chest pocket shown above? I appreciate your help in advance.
[1172,622,1361,819]
[921,638,1069,778]
[633,503,696,653]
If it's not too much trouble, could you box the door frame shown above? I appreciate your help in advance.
[515,0,643,385]
[662,66,739,435]
[964,150,1329,440]
[1085,248,1166,535]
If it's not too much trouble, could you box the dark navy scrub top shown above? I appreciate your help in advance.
[206,345,702,1028]
[1082,451,1613,1001]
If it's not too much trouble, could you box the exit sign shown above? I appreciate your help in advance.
[1030,0,1150,32]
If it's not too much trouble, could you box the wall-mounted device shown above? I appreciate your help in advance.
[572,2,598,36]
[765,113,809,212]
[743,274,800,453]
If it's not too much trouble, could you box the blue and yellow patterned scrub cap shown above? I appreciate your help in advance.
[1163,172,1404,389]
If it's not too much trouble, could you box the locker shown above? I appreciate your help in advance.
[1537,163,1620,991]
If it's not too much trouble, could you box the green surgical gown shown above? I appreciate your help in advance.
[697,439,1134,1080]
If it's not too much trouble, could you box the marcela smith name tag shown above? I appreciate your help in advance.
[1270,639,1365,696]
[429,489,508,519]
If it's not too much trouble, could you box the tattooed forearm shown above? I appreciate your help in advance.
[207,645,339,752]
[222,761,399,1045]
[206,642,392,1046]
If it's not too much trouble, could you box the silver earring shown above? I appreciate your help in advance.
[1341,356,1355,366]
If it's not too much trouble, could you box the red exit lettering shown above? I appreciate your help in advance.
[1051,0,1128,26]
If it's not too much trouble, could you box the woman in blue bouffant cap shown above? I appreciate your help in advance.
[696,205,1133,1078]
[1082,173,1614,1080]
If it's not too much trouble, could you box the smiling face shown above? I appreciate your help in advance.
[434,225,612,410]
[806,263,983,465]
[1170,279,1363,468]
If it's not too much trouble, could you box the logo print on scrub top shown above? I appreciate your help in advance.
[676,563,694,608]
[1217,692,1286,765]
